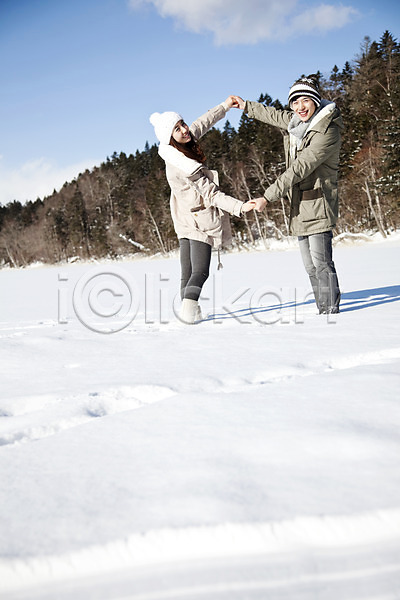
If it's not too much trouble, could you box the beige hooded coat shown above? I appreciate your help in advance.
[158,104,243,248]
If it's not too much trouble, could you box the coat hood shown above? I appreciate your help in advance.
[308,100,344,133]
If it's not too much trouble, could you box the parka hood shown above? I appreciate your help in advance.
[309,100,344,133]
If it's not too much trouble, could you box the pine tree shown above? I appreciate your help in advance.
[350,36,382,132]
[375,32,400,201]
[67,187,89,257]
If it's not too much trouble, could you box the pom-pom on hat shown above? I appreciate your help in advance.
[288,75,321,108]
[149,111,183,144]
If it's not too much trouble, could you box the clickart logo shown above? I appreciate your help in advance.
[58,267,139,333]
[58,265,337,333]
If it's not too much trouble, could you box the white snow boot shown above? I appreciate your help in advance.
[179,299,202,324]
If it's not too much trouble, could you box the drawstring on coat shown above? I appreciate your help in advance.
[217,248,223,270]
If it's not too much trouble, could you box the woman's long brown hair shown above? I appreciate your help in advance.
[169,133,206,164]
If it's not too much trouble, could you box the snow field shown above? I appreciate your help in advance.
[0,232,400,598]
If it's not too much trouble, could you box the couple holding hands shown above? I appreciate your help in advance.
[150,75,342,324]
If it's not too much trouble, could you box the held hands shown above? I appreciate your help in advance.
[241,197,267,213]
[252,197,267,211]
[224,95,246,110]
[232,95,246,110]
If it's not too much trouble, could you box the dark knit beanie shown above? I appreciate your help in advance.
[288,75,321,108]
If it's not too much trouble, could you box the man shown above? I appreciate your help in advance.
[234,75,342,314]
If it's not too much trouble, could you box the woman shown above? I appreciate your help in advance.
[150,96,260,324]
[234,75,342,314]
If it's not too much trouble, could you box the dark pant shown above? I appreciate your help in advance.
[179,238,212,301]
[298,231,341,312]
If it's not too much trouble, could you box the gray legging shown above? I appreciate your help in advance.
[179,238,212,301]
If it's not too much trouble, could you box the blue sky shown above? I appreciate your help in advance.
[0,0,399,205]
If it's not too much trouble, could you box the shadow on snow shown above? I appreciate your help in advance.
[340,285,400,312]
[202,285,400,321]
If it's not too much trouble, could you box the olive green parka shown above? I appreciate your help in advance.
[244,99,344,236]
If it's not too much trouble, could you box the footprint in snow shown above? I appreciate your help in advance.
[0,385,176,448]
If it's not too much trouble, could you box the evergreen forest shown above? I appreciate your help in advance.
[1,31,399,268]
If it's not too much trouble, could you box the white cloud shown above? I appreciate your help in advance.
[129,0,358,44]
[289,4,359,34]
[0,157,99,205]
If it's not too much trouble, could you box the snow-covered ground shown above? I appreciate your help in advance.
[1,232,400,599]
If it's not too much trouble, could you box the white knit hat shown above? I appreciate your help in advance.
[149,111,183,144]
